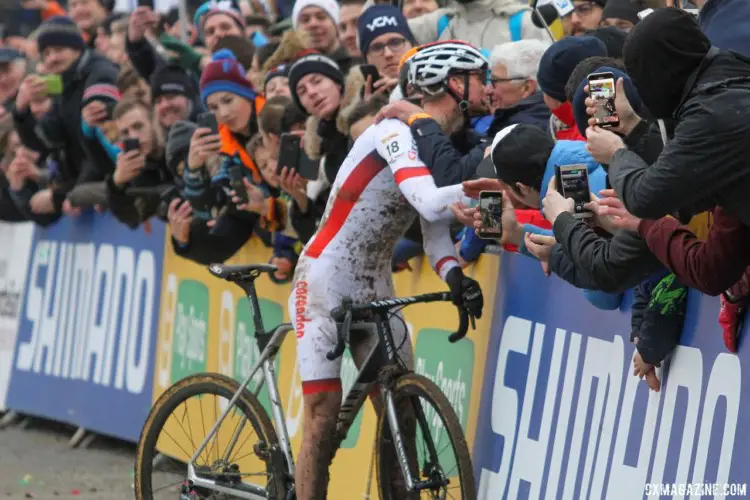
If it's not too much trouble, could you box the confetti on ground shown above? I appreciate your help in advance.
[19,474,33,485]
[70,489,80,495]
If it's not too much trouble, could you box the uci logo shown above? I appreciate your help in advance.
[367,16,398,31]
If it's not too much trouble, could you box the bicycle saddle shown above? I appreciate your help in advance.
[208,263,278,281]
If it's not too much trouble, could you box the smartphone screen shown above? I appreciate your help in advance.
[197,112,219,135]
[229,164,248,204]
[478,191,504,240]
[555,165,592,218]
[277,133,301,175]
[588,72,619,128]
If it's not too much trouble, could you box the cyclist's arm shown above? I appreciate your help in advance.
[376,121,465,223]
[419,216,460,281]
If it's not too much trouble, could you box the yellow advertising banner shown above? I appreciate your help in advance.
[153,234,499,498]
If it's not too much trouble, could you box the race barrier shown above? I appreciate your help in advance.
[474,252,748,500]
[1,212,748,499]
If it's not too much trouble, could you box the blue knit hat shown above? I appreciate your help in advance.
[199,49,256,106]
[537,36,608,102]
[571,66,644,137]
[36,16,85,54]
[357,5,416,56]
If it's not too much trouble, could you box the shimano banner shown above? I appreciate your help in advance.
[474,252,746,500]
[5,213,166,442]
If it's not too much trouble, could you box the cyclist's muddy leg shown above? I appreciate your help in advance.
[296,389,341,500]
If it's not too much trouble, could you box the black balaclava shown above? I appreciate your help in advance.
[623,8,711,119]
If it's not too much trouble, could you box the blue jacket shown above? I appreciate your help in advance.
[701,0,750,57]
[487,91,551,136]
[519,140,622,310]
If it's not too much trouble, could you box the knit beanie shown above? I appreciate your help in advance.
[193,0,245,36]
[264,64,290,89]
[537,36,608,102]
[357,5,416,56]
[571,65,643,137]
[602,0,642,25]
[166,120,198,176]
[585,26,628,59]
[82,83,121,108]
[292,0,340,29]
[36,16,85,54]
[288,52,344,111]
[200,49,257,106]
[624,8,710,118]
[150,64,195,101]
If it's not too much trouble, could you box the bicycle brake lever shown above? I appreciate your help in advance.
[448,308,469,343]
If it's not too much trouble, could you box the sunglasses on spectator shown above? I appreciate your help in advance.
[368,37,407,56]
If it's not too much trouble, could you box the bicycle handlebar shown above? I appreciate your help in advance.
[326,293,474,361]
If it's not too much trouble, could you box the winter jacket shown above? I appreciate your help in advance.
[700,0,750,57]
[11,50,119,211]
[408,0,548,50]
[487,91,551,137]
[610,50,750,226]
[106,155,172,229]
[638,207,750,296]
[172,211,258,265]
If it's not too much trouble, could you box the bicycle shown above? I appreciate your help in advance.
[134,262,477,499]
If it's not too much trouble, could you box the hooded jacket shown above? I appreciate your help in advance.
[612,9,750,225]
[700,0,750,58]
[407,0,548,50]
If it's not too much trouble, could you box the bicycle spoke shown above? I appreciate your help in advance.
[151,478,186,493]
[228,423,258,464]
[160,427,196,463]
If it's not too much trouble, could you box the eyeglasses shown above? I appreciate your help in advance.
[488,76,528,86]
[573,1,599,16]
[368,37,407,57]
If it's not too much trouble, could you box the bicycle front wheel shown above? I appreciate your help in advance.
[375,373,476,500]
[134,373,287,500]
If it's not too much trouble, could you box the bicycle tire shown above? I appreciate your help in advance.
[134,372,287,500]
[375,373,476,500]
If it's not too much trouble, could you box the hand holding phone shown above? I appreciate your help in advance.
[587,72,619,128]
[39,74,63,96]
[478,191,504,240]
[123,138,141,154]
[197,111,219,135]
[277,133,301,176]
[554,164,592,218]
[229,164,249,205]
[361,64,381,85]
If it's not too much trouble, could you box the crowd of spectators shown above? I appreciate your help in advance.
[0,0,748,392]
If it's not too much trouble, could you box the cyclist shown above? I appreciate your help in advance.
[288,40,487,500]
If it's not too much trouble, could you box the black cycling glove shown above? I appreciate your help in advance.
[446,267,484,319]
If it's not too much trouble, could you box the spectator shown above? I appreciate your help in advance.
[401,0,438,19]
[103,14,129,67]
[248,40,281,90]
[339,0,365,60]
[571,0,606,36]
[161,7,198,46]
[293,0,353,75]
[700,0,750,57]
[536,35,607,141]
[585,25,627,59]
[589,9,750,226]
[106,98,170,227]
[194,0,246,53]
[212,34,255,73]
[485,40,550,134]
[117,66,151,103]
[69,0,109,45]
[12,16,119,216]
[150,63,201,133]
[289,53,349,185]
[95,12,126,57]
[0,118,27,221]
[264,65,291,99]
[245,14,271,42]
[407,0,549,49]
[600,0,648,31]
[357,5,416,97]
[0,50,29,109]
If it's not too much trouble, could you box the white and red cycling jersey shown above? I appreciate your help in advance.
[289,119,465,394]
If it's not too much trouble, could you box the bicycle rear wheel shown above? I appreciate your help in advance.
[134,373,287,500]
[375,373,476,500]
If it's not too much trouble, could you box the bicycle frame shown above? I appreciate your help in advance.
[183,280,444,498]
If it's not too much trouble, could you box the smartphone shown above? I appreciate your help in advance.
[297,149,319,180]
[123,138,140,153]
[197,111,219,135]
[39,74,62,96]
[229,164,249,205]
[360,64,381,84]
[478,191,504,240]
[277,133,301,175]
[555,164,593,218]
[137,0,154,8]
[587,72,619,128]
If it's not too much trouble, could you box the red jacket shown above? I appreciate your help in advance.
[503,209,552,252]
[552,102,586,142]
[638,207,750,296]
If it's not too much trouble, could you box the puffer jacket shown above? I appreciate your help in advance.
[408,0,549,50]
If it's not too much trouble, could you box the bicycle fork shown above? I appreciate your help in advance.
[384,389,448,493]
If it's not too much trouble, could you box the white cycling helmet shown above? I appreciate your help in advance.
[407,40,488,94]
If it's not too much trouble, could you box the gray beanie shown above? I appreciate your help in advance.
[166,120,198,176]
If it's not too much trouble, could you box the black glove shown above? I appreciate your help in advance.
[446,267,483,319]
